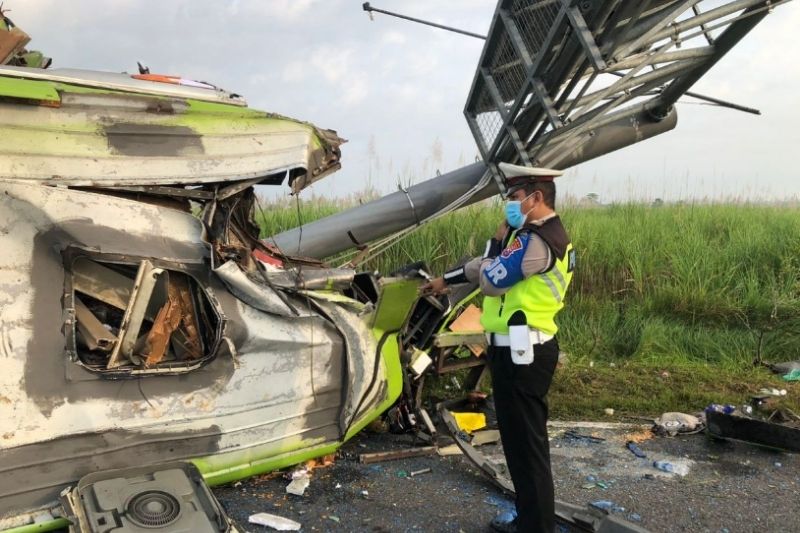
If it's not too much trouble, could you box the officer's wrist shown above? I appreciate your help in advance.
[443,267,468,285]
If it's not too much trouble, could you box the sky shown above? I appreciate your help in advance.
[9,0,800,203]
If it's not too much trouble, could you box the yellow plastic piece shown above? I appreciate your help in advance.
[450,411,487,433]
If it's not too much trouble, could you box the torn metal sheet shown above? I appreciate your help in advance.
[214,261,297,317]
[172,272,204,360]
[0,70,345,192]
[107,260,164,369]
[0,65,246,105]
[143,277,184,367]
[706,411,800,453]
[264,267,356,291]
[0,180,399,523]
[72,257,136,312]
[74,296,117,352]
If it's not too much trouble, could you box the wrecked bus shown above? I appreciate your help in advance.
[0,65,426,530]
[2,0,793,530]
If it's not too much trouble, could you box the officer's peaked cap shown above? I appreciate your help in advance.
[499,162,563,196]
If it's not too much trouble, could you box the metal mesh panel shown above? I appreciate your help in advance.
[511,0,562,65]
[488,32,526,105]
[475,81,505,152]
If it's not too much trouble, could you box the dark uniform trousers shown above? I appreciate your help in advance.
[488,337,559,533]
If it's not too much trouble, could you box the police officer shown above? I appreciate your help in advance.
[423,163,575,533]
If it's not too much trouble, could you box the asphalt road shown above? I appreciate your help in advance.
[214,424,799,533]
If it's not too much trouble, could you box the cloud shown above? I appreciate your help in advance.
[381,30,407,45]
[281,62,306,83]
[279,45,371,107]
[6,0,799,200]
[234,0,319,21]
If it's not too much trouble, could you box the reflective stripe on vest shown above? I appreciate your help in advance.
[480,242,573,336]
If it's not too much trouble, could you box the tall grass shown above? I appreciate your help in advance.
[257,199,800,368]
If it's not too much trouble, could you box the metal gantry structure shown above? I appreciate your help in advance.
[464,0,788,184]
[276,0,794,260]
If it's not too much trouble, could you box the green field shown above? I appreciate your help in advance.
[258,199,800,419]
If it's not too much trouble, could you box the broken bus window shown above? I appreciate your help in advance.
[65,254,222,376]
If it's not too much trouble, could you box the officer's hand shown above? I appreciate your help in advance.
[419,277,448,295]
[494,221,509,240]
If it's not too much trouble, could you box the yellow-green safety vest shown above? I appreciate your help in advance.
[481,239,573,336]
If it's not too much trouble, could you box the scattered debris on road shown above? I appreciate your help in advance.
[248,512,302,531]
[285,467,311,497]
[652,460,690,476]
[626,441,647,458]
[653,412,703,436]
[706,410,800,453]
[359,446,438,464]
[409,467,432,477]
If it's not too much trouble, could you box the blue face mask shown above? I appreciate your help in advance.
[504,193,534,229]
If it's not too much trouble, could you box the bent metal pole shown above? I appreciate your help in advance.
[271,107,677,259]
[271,162,493,259]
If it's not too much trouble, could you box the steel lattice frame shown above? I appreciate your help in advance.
[464,0,791,177]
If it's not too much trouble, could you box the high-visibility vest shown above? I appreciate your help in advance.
[481,216,574,335]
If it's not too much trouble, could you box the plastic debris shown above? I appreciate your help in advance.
[410,467,432,477]
[472,429,501,446]
[706,404,737,415]
[590,500,625,513]
[450,411,487,433]
[654,412,701,436]
[783,369,800,382]
[361,490,369,498]
[604,408,615,416]
[285,468,311,496]
[437,444,463,456]
[328,515,340,523]
[248,512,302,531]
[626,441,647,458]
[759,388,787,397]
[771,360,800,375]
[653,460,690,476]
[628,513,642,522]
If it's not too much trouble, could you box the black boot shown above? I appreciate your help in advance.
[490,514,518,533]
